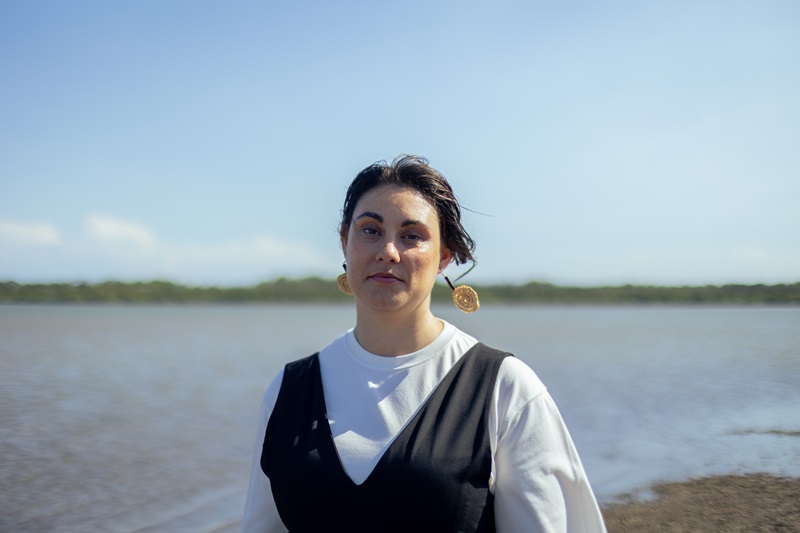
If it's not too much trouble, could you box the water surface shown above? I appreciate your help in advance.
[2,304,798,531]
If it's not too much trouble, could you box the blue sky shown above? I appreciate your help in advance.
[1,1,798,286]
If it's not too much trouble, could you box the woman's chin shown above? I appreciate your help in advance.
[355,289,419,314]
[356,294,405,312]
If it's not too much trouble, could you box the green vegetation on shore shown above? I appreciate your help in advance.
[1,279,798,304]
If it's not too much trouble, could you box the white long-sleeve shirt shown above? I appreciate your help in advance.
[242,321,606,532]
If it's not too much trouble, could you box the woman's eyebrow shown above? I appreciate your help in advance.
[355,212,422,227]
[355,211,382,222]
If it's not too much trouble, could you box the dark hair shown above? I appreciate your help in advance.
[340,155,476,265]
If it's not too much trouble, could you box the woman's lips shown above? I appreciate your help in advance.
[369,273,401,283]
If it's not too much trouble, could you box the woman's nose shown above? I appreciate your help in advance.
[376,239,400,263]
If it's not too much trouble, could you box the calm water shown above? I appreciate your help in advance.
[1,304,799,532]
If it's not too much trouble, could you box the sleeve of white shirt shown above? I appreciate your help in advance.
[241,369,288,533]
[492,358,606,533]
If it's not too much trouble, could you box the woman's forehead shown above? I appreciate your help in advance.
[353,185,438,222]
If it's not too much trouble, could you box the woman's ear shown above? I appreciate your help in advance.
[439,247,454,272]
[339,223,348,252]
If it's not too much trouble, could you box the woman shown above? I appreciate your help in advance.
[242,156,606,532]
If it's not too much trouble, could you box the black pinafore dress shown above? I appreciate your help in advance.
[261,342,510,532]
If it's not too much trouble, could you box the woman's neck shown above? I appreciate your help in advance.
[353,303,443,357]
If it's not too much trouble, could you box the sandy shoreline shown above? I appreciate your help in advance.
[601,473,800,532]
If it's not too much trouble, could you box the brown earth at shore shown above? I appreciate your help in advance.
[601,473,800,532]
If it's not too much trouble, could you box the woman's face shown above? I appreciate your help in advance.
[342,185,453,315]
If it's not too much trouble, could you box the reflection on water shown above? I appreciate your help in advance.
[1,304,799,531]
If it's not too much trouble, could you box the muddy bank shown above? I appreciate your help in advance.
[602,473,800,532]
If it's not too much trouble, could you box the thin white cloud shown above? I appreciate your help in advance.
[0,219,60,246]
[86,214,157,251]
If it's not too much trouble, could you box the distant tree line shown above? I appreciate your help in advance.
[1,279,798,304]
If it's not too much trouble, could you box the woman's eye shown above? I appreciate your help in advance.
[403,233,422,242]
[362,227,380,236]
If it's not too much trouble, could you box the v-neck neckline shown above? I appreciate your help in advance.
[317,342,484,487]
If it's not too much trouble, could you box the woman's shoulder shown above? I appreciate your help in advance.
[283,351,320,374]
[481,352,550,435]
[496,356,547,396]
[449,330,548,402]
[259,365,285,419]
[260,332,343,414]
[466,341,548,404]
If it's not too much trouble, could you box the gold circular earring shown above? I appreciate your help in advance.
[452,284,480,313]
[337,263,353,296]
[443,273,479,313]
